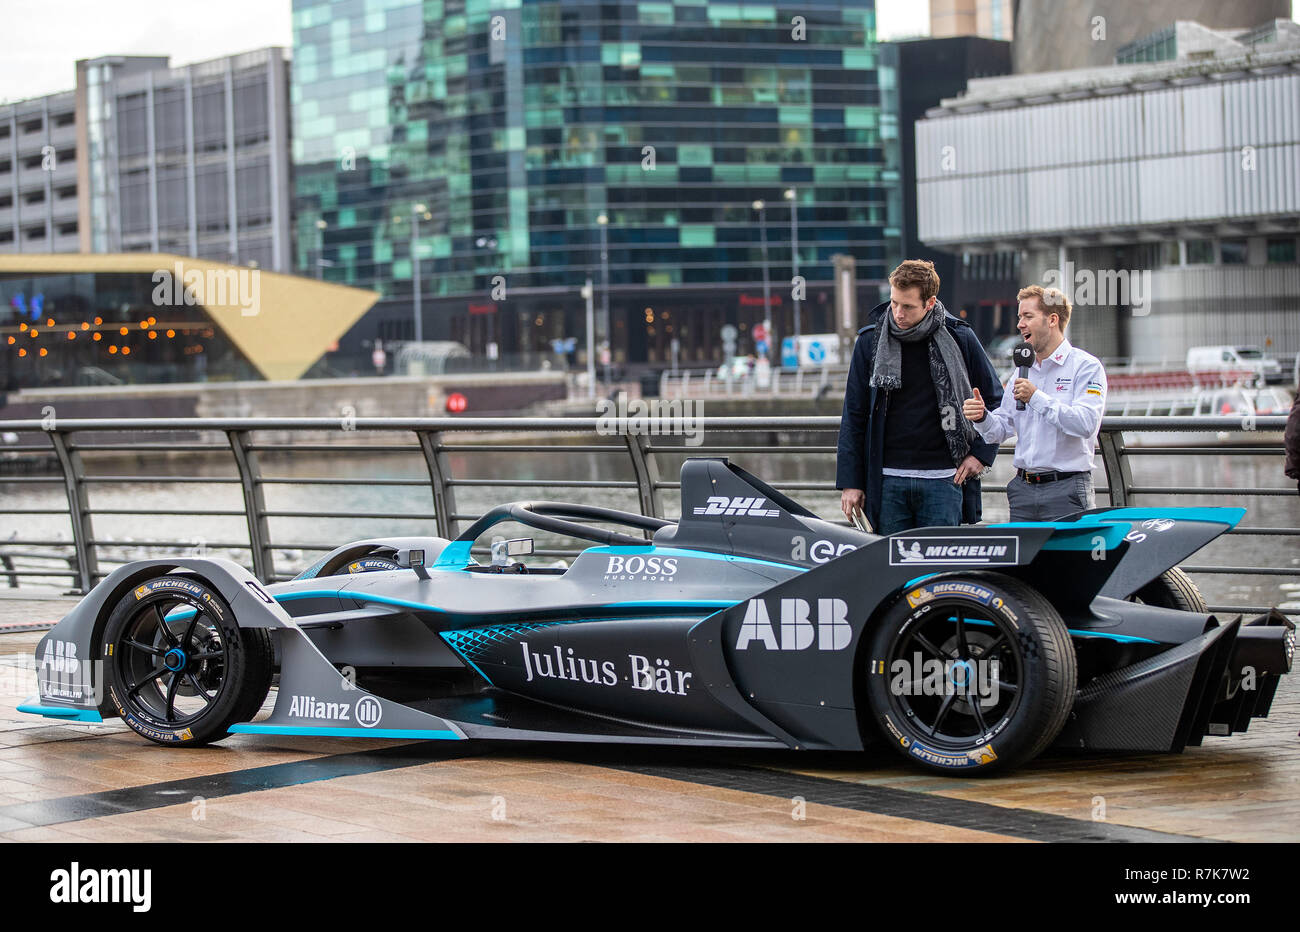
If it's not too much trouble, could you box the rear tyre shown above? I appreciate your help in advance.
[1131,568,1207,613]
[864,573,1076,775]
[318,550,400,578]
[103,575,273,746]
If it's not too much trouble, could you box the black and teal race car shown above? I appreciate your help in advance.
[21,459,1294,775]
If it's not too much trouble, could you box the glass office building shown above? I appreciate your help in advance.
[293,0,900,369]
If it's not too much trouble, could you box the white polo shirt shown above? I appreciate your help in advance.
[972,338,1107,473]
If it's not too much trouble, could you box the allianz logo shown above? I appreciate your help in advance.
[736,597,851,651]
[288,694,382,726]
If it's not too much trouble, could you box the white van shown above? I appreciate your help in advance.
[1185,345,1284,385]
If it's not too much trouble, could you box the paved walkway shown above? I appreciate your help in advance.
[1,593,1296,842]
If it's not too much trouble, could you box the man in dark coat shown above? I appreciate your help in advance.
[836,260,1004,534]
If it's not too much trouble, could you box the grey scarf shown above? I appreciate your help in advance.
[869,300,977,466]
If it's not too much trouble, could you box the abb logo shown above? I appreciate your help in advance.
[735,598,852,651]
[693,496,780,518]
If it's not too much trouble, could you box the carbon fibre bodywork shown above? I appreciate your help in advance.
[21,458,1294,765]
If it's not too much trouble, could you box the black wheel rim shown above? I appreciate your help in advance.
[884,599,1024,749]
[114,596,228,728]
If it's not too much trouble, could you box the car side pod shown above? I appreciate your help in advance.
[227,627,466,741]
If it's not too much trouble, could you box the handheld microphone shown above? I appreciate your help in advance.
[1012,342,1035,411]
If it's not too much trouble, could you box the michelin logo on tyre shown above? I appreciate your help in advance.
[908,740,998,768]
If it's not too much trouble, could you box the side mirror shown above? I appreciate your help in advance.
[491,538,534,567]
[395,547,430,579]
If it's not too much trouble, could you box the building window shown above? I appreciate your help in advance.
[1266,238,1297,264]
[1220,240,1247,265]
[1185,239,1214,265]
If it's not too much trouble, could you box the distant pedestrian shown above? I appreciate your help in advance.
[962,285,1106,521]
[1285,391,1300,495]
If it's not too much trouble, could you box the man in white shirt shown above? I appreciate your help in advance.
[962,285,1107,521]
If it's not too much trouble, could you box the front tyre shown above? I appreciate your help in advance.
[103,575,273,746]
[864,573,1076,775]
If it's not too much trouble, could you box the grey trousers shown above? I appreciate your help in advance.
[1006,473,1095,522]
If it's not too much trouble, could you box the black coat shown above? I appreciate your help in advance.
[835,300,1005,528]
[1284,392,1300,488]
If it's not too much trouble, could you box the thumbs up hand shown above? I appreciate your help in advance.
[963,387,987,423]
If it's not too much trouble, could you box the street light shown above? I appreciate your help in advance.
[597,212,610,392]
[394,203,431,344]
[581,277,595,400]
[784,187,801,350]
[314,219,330,279]
[753,199,771,362]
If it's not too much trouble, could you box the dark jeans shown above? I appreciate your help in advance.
[878,475,963,535]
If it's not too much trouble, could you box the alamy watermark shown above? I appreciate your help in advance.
[151,260,261,317]
[888,653,1001,705]
[596,391,704,447]
[1041,261,1151,317]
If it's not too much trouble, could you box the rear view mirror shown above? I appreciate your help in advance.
[395,548,430,579]
[491,538,534,566]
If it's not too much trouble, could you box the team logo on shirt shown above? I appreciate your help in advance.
[1084,381,1103,396]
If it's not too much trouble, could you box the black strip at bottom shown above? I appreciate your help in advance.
[591,756,1211,843]
[0,743,469,833]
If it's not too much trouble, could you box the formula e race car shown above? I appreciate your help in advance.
[21,459,1295,775]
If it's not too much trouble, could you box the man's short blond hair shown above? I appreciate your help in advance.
[1017,284,1072,330]
[890,259,940,304]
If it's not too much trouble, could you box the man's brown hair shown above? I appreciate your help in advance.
[889,259,940,304]
[1017,284,1072,330]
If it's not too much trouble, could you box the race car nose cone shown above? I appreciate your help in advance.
[163,648,187,672]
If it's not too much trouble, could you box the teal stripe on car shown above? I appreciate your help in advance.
[586,545,809,572]
[945,616,1156,644]
[17,702,103,723]
[992,506,1244,532]
[228,723,462,739]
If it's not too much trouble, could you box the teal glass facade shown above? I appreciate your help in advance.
[292,0,900,368]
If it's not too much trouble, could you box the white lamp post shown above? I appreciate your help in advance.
[597,212,610,392]
[753,199,771,362]
[784,187,800,351]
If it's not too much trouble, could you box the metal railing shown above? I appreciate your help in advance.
[0,415,1294,620]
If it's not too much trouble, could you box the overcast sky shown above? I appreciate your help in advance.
[0,0,935,103]
[1,0,1293,103]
